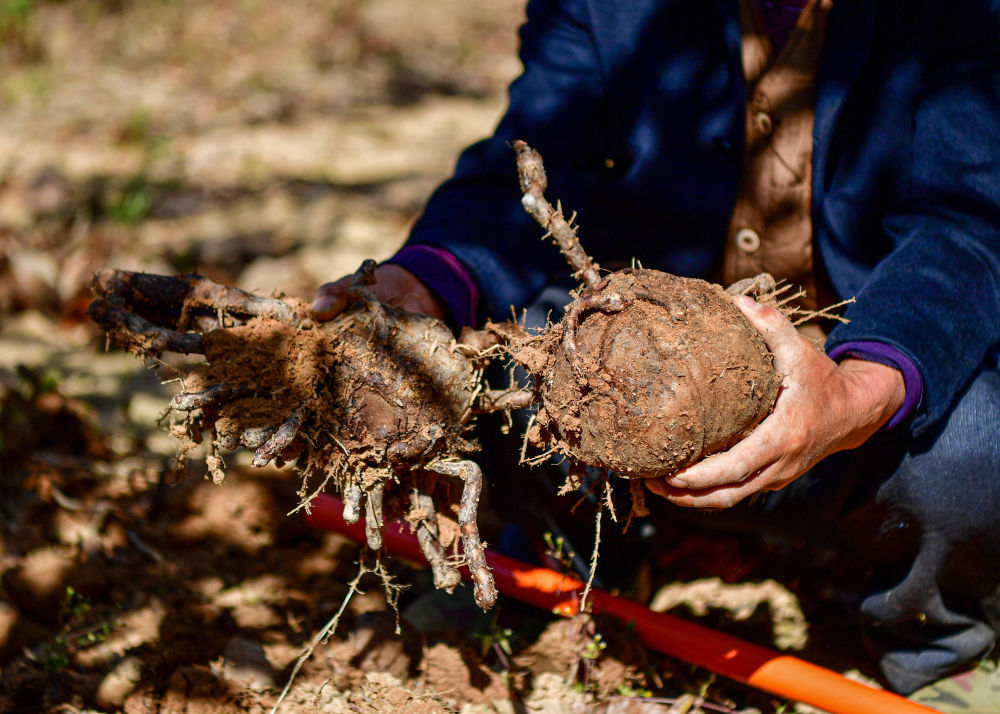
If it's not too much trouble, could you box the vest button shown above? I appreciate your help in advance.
[735,228,761,254]
[753,111,773,136]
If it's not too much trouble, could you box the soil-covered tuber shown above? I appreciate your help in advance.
[509,141,782,480]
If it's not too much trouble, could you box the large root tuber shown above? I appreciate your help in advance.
[508,140,782,479]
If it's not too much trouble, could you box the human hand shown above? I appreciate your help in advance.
[312,263,448,322]
[645,295,906,509]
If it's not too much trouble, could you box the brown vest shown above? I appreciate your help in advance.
[721,0,834,316]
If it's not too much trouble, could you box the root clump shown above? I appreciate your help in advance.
[88,260,500,609]
[87,141,827,617]
[188,302,479,488]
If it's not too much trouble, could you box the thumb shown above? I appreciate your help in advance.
[311,278,351,321]
[733,294,803,367]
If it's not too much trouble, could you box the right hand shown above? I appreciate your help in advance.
[311,263,449,322]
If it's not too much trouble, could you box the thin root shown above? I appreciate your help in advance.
[252,412,301,467]
[579,480,607,613]
[342,485,363,524]
[269,565,367,714]
[365,486,384,551]
[411,489,461,591]
[429,459,497,610]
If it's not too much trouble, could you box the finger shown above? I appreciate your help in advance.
[664,414,784,489]
[734,295,807,367]
[311,279,351,320]
[654,465,785,509]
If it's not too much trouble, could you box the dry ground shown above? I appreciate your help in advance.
[0,2,876,712]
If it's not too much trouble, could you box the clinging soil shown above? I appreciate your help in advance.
[518,269,781,478]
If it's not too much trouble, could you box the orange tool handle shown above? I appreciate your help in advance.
[304,493,938,714]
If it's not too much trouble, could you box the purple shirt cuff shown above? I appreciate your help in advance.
[386,244,480,328]
[827,341,923,429]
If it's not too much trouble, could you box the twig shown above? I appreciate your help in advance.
[127,530,165,565]
[269,566,367,714]
[49,482,86,512]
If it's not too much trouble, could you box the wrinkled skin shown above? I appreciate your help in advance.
[646,295,905,508]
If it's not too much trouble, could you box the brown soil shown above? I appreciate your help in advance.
[520,269,781,479]
[0,370,878,713]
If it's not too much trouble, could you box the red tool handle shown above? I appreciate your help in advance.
[304,493,938,714]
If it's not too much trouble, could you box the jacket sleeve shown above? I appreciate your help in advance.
[403,0,611,319]
[827,0,1000,434]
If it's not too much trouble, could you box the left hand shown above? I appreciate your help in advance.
[645,294,906,509]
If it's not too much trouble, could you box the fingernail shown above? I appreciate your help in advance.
[736,294,762,311]
[311,297,333,314]
[667,476,688,488]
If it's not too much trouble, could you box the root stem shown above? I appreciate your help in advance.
[474,388,535,412]
[88,300,204,355]
[429,459,497,609]
[411,490,461,591]
[364,486,384,551]
[241,426,275,450]
[342,485,363,524]
[514,141,602,290]
[171,382,247,411]
[252,412,301,467]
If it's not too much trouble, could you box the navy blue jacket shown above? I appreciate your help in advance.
[405,0,1000,433]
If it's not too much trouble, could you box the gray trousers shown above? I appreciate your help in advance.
[482,285,1000,694]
